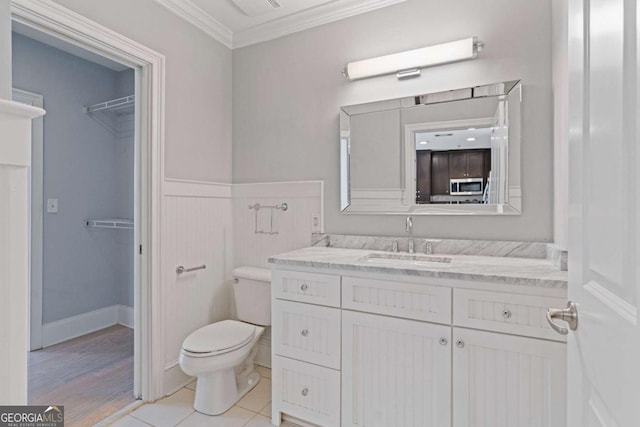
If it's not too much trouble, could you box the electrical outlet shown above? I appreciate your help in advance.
[311,212,322,233]
[47,198,59,213]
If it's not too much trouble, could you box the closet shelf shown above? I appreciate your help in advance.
[85,219,134,229]
[84,95,135,114]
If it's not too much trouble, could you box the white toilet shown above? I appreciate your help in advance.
[179,266,271,415]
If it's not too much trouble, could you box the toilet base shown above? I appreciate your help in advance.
[194,368,260,415]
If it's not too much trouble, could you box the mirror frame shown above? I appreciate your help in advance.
[340,80,522,215]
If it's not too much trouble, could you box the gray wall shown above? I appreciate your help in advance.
[51,0,233,183]
[12,34,133,322]
[0,1,10,99]
[233,0,554,242]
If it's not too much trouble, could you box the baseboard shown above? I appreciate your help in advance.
[42,304,135,347]
[42,305,120,347]
[118,305,134,329]
[163,362,193,398]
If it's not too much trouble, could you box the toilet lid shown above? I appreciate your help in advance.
[182,320,256,354]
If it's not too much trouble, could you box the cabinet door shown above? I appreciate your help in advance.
[416,150,431,203]
[449,151,467,178]
[430,151,450,195]
[466,151,486,178]
[452,328,566,427]
[342,311,451,427]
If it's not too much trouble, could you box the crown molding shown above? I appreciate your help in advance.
[153,0,407,49]
[232,0,407,48]
[153,0,233,49]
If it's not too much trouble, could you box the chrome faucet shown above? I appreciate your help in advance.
[405,216,414,254]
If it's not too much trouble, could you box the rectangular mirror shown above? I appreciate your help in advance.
[340,80,522,215]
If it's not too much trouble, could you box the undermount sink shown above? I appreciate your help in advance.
[360,253,453,267]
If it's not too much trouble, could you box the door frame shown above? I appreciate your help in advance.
[11,88,44,352]
[11,0,166,401]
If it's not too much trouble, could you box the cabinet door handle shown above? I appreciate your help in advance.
[301,329,309,337]
[301,388,309,397]
[300,283,308,292]
[456,339,465,348]
[502,309,512,319]
[439,337,448,346]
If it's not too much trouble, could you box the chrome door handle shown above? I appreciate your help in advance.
[546,301,578,335]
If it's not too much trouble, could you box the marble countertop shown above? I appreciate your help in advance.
[268,247,568,288]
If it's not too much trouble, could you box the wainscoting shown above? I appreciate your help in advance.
[161,179,233,395]
[232,181,323,367]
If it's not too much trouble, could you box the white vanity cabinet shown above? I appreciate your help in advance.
[452,328,566,427]
[342,310,452,427]
[271,267,567,427]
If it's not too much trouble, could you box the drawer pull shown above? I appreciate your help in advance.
[301,387,309,397]
[439,337,448,346]
[502,309,512,319]
[300,283,308,292]
[301,329,309,337]
[456,339,465,348]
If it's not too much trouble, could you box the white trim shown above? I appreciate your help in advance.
[41,305,135,347]
[12,0,166,401]
[232,180,323,198]
[152,0,233,49]
[163,362,194,397]
[232,0,408,49]
[0,101,45,405]
[585,281,638,326]
[11,88,44,352]
[350,188,404,206]
[163,178,232,198]
[152,0,407,49]
[118,305,135,329]
[42,306,119,348]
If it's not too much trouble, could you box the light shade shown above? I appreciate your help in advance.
[343,37,481,81]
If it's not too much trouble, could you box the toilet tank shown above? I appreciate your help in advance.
[232,267,271,326]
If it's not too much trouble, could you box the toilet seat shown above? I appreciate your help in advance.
[182,320,256,357]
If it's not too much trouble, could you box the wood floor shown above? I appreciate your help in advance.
[28,325,136,427]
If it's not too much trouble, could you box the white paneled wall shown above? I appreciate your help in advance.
[233,181,323,367]
[161,180,233,394]
[232,181,323,269]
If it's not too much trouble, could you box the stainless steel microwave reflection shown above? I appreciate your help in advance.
[450,178,484,196]
[339,80,522,215]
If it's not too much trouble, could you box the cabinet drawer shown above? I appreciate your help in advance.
[453,289,567,342]
[272,269,341,307]
[342,276,452,324]
[272,356,340,427]
[272,300,341,369]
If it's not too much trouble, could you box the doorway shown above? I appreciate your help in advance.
[12,23,139,424]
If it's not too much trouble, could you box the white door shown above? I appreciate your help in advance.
[341,311,451,427]
[563,0,640,425]
[452,328,566,427]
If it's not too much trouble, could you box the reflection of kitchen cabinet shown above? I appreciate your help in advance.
[449,150,489,179]
[416,151,432,203]
[430,151,450,195]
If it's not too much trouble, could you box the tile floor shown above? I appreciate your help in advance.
[108,367,297,427]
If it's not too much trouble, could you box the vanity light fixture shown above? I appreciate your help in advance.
[343,37,483,81]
